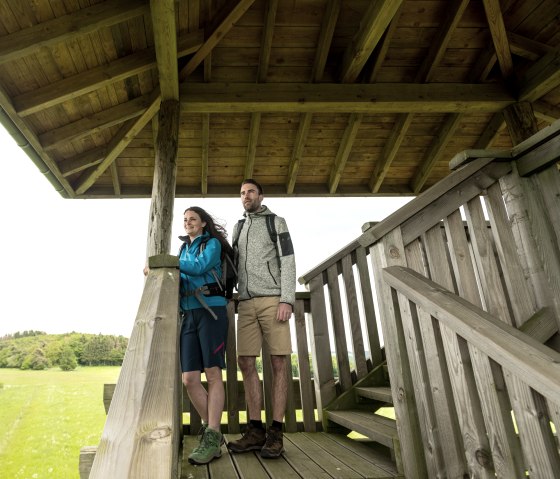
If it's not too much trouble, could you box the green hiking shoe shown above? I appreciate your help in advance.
[188,427,223,465]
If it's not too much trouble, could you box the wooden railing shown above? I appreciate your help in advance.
[298,120,560,477]
[382,265,560,478]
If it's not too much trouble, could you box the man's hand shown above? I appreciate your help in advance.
[277,302,293,322]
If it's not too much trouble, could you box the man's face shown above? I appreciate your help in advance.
[240,183,263,212]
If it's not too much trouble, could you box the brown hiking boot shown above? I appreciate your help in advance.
[260,428,284,458]
[227,423,266,453]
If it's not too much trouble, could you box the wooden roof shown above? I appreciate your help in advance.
[1,0,559,199]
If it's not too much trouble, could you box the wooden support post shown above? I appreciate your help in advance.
[146,99,180,257]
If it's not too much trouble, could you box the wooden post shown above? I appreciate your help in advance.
[146,100,180,257]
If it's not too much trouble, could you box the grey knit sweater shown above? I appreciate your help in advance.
[234,206,296,306]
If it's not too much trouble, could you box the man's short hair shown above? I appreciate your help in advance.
[241,178,263,195]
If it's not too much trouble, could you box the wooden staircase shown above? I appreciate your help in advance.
[323,362,402,471]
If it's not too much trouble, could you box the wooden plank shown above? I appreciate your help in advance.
[341,254,368,380]
[302,432,396,478]
[284,351,298,433]
[354,247,382,366]
[326,264,352,392]
[328,113,362,193]
[283,432,361,478]
[422,225,493,477]
[293,299,316,432]
[223,435,270,479]
[307,275,336,418]
[463,196,512,323]
[371,229,427,478]
[79,446,96,479]
[484,182,537,327]
[226,300,240,433]
[442,210,519,477]
[392,286,442,478]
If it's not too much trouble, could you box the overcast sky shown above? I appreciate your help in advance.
[0,126,412,337]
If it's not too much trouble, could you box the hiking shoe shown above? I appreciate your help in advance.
[227,423,266,453]
[260,428,284,458]
[188,427,223,465]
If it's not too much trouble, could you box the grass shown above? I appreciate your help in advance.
[0,367,120,479]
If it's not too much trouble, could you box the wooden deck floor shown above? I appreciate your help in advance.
[181,432,403,478]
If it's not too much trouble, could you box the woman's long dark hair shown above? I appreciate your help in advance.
[184,206,234,258]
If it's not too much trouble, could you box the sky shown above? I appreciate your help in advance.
[0,125,412,338]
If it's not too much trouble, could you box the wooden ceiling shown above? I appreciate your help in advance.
[1,0,559,199]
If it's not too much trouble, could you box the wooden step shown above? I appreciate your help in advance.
[355,386,393,404]
[325,410,398,450]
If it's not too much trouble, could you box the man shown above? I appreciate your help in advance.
[227,178,296,459]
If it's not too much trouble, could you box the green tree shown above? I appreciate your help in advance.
[58,346,78,371]
[21,348,49,370]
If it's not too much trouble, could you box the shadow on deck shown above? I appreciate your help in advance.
[182,432,403,479]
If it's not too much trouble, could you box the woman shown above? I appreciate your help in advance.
[178,206,232,465]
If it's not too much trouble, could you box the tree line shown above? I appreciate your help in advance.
[0,331,128,371]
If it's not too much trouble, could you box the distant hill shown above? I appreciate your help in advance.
[0,331,128,370]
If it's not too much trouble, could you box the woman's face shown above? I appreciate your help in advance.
[184,210,206,238]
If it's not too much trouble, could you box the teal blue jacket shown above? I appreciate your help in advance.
[178,232,227,311]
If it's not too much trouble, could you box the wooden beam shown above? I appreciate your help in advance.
[60,147,105,177]
[257,0,278,83]
[74,90,161,195]
[0,0,149,66]
[340,0,403,83]
[369,114,413,193]
[150,0,179,101]
[40,94,154,151]
[109,162,121,197]
[411,113,463,194]
[328,113,362,194]
[473,112,505,149]
[368,4,403,82]
[13,31,203,116]
[286,113,313,194]
[179,82,514,113]
[482,0,514,78]
[311,0,341,82]
[201,113,209,195]
[518,50,560,102]
[244,112,261,179]
[179,0,256,81]
[508,32,555,61]
[533,100,560,123]
[146,100,180,257]
[503,102,538,146]
[415,0,470,82]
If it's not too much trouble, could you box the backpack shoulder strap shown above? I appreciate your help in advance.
[265,214,277,244]
[232,219,246,248]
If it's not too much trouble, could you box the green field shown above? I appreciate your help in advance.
[0,367,121,479]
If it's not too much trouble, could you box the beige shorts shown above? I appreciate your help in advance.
[236,296,292,356]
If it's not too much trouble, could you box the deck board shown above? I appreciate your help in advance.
[181,432,403,479]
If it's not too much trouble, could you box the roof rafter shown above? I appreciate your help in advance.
[179,0,256,81]
[482,0,514,78]
[13,31,203,116]
[74,90,161,195]
[369,0,470,192]
[339,0,403,83]
[328,114,362,194]
[201,113,209,195]
[0,0,149,66]
[518,50,560,102]
[411,113,463,194]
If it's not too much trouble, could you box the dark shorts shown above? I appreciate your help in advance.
[180,306,228,373]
